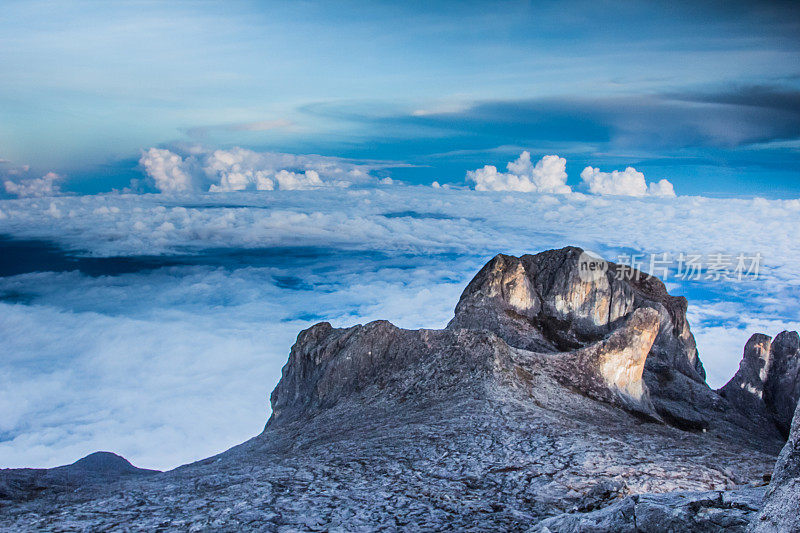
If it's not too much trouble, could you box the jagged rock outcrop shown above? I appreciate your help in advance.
[267,320,516,428]
[764,331,800,435]
[721,330,800,437]
[446,248,717,430]
[267,307,663,431]
[447,248,703,376]
[0,246,793,531]
[749,400,800,532]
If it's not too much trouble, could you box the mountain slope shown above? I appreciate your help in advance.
[0,246,793,531]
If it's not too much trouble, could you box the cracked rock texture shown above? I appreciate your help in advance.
[0,246,796,532]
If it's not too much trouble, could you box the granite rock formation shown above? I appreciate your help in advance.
[446,248,713,430]
[720,330,800,438]
[0,246,795,532]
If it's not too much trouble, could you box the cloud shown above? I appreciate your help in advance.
[466,152,571,193]
[580,166,676,197]
[139,146,386,193]
[465,153,675,197]
[140,149,195,194]
[647,178,676,197]
[3,171,64,198]
[0,257,465,470]
[348,88,800,152]
[669,85,800,114]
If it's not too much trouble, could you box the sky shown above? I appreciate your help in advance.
[0,1,800,470]
[0,0,799,196]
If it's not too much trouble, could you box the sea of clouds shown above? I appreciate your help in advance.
[0,149,799,471]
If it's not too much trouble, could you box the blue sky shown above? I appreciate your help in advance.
[1,0,799,196]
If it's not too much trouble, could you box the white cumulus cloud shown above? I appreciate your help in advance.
[647,178,676,197]
[466,152,571,194]
[3,171,64,198]
[140,148,195,193]
[139,146,387,193]
[580,166,676,197]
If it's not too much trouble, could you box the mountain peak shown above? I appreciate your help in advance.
[4,246,798,531]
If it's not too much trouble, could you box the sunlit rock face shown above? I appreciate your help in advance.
[545,307,660,415]
[446,246,710,428]
[447,247,703,377]
[722,330,800,438]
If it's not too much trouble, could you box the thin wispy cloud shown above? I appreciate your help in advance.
[185,119,294,139]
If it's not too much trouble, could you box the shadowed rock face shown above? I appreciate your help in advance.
[765,331,800,436]
[268,321,514,427]
[721,330,800,438]
[750,401,800,532]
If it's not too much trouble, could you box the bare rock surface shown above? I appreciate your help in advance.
[0,246,794,531]
[721,330,800,438]
[446,247,718,431]
[749,401,800,532]
[534,486,767,532]
[0,452,158,502]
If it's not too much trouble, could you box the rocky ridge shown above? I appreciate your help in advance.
[0,246,797,531]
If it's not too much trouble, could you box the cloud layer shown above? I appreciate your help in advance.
[3,171,63,198]
[139,146,384,193]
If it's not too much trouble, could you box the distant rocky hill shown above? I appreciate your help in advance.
[1,246,798,531]
[0,452,157,502]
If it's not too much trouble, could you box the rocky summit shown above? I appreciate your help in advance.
[1,246,798,532]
